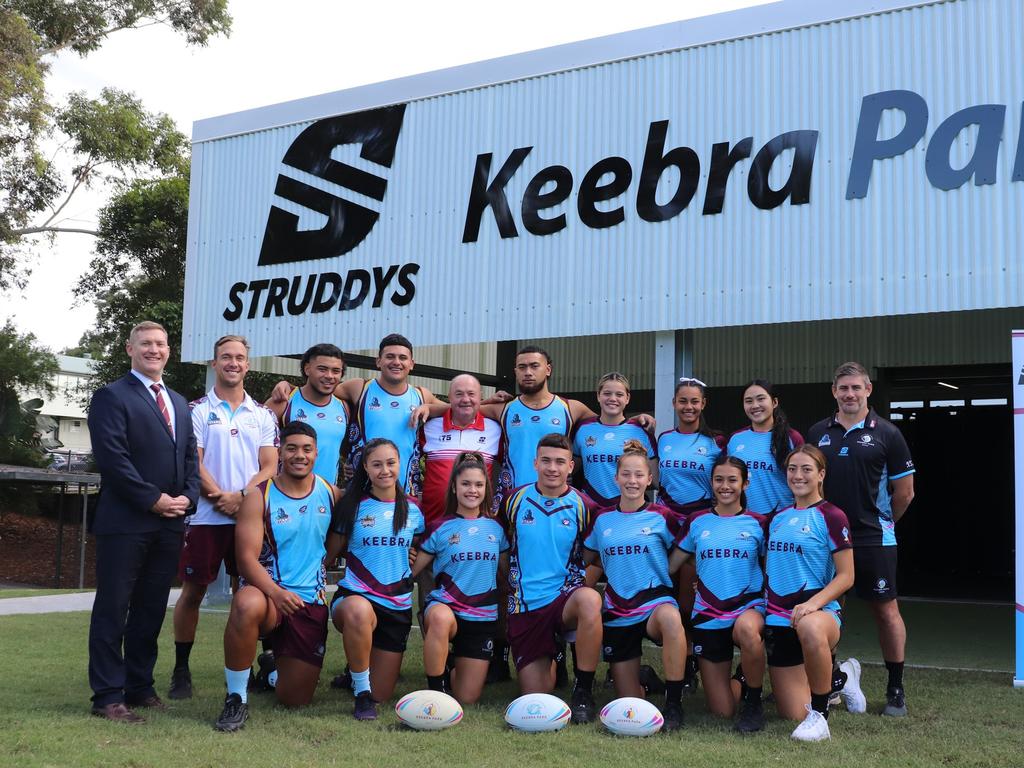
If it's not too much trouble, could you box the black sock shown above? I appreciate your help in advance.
[832,666,848,693]
[426,674,445,692]
[574,669,595,694]
[261,637,271,654]
[554,645,566,666]
[569,642,578,673]
[810,692,830,718]
[885,660,904,690]
[743,685,763,705]
[174,641,193,670]
[683,654,698,683]
[665,679,684,705]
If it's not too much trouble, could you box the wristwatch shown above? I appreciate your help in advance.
[240,487,250,498]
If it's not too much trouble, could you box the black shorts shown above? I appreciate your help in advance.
[764,625,804,667]
[853,545,899,601]
[692,627,736,664]
[332,587,412,653]
[452,616,496,661]
[602,620,660,663]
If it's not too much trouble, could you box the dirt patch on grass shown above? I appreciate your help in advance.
[0,510,96,588]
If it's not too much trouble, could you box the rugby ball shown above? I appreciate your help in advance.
[599,697,664,736]
[394,690,463,731]
[504,693,572,732]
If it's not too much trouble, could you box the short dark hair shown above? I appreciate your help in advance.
[537,433,571,453]
[300,343,344,374]
[379,333,413,356]
[280,420,317,443]
[516,345,551,365]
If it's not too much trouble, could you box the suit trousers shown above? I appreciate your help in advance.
[88,527,183,706]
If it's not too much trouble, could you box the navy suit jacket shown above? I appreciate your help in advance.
[88,373,200,535]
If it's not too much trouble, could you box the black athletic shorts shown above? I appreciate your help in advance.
[853,545,899,601]
[452,616,496,661]
[332,587,412,653]
[602,620,660,663]
[764,626,804,667]
[692,627,736,664]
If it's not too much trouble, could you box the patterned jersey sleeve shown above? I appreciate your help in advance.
[583,508,607,551]
[626,416,657,457]
[886,427,916,479]
[191,401,207,449]
[258,405,280,447]
[675,509,702,553]
[752,512,769,556]
[419,516,445,555]
[788,427,804,450]
[820,502,853,552]
[497,524,510,553]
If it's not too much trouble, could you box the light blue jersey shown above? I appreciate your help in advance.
[499,395,572,491]
[283,388,349,484]
[572,417,655,506]
[584,504,677,627]
[765,501,851,627]
[258,476,335,605]
[354,379,424,494]
[656,430,724,517]
[727,428,803,514]
[677,509,767,629]
[421,514,509,621]
[337,494,425,611]
[503,484,594,614]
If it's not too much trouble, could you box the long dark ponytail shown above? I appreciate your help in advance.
[745,379,792,472]
[333,438,409,536]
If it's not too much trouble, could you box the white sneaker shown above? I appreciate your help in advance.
[791,705,831,742]
[839,658,867,714]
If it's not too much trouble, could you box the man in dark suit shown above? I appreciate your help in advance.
[87,320,200,723]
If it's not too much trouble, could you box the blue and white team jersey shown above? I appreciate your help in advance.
[283,387,349,484]
[499,396,573,490]
[354,379,424,494]
[421,514,509,621]
[677,509,767,630]
[572,417,655,506]
[583,504,677,627]
[657,430,724,519]
[337,494,425,611]
[727,428,803,515]
[503,484,594,614]
[258,476,335,605]
[765,501,851,628]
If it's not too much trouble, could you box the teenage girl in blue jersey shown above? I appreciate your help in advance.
[583,440,686,731]
[572,373,655,506]
[656,377,725,690]
[727,380,803,515]
[411,452,508,704]
[670,455,767,733]
[765,444,854,742]
[326,438,425,721]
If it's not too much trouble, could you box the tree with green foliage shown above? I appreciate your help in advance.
[0,320,59,466]
[0,0,230,290]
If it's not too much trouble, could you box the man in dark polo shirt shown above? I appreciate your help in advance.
[807,361,915,718]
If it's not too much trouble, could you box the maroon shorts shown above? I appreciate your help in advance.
[507,588,578,671]
[178,524,237,583]
[268,602,329,668]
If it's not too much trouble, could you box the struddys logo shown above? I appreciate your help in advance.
[223,104,419,322]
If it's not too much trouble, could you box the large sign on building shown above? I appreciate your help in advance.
[182,0,1024,361]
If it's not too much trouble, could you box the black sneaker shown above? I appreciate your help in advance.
[354,691,378,721]
[331,668,353,691]
[554,651,569,689]
[662,701,684,732]
[639,665,665,696]
[213,693,248,732]
[168,667,192,700]
[570,688,595,724]
[603,667,616,690]
[682,663,700,696]
[882,686,908,717]
[254,651,276,692]
[734,700,765,733]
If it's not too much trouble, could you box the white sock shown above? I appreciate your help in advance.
[225,667,250,703]
[351,668,371,695]
[267,670,278,688]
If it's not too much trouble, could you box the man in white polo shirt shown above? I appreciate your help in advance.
[168,335,279,699]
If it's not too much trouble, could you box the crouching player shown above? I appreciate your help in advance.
[412,452,509,704]
[583,440,687,731]
[503,434,602,723]
[214,422,339,731]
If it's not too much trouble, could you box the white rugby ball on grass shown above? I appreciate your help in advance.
[394,690,463,730]
[504,693,572,732]
[600,697,664,736]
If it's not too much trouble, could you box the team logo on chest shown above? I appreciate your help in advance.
[818,434,831,447]
[369,397,382,411]
[361,515,376,528]
[275,508,290,523]
[208,412,221,424]
[585,436,597,447]
[858,434,873,445]
[295,408,307,420]
[448,532,461,545]
[511,414,522,426]
[696,446,707,455]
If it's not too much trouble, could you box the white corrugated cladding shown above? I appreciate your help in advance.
[183,0,1024,362]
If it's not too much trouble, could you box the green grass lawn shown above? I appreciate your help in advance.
[0,605,1020,768]
[0,588,92,600]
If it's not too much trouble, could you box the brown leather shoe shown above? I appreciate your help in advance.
[92,703,145,724]
[126,694,168,711]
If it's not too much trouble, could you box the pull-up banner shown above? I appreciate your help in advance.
[1013,330,1024,688]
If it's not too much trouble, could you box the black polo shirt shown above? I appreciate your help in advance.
[806,409,914,548]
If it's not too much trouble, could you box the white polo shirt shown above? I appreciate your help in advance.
[190,388,279,525]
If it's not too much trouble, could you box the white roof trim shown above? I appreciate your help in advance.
[192,0,946,143]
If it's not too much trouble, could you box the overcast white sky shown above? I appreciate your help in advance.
[3,0,766,352]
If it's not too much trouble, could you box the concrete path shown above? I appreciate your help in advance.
[0,588,181,616]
